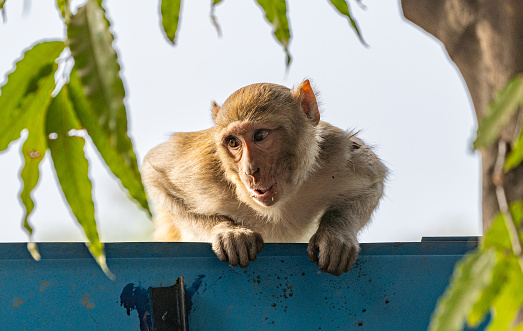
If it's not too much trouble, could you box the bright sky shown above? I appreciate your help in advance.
[0,0,482,243]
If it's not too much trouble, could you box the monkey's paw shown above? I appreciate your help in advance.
[211,224,264,268]
[307,231,360,276]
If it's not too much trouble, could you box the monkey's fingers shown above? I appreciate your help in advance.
[325,244,343,276]
[248,233,264,261]
[316,241,334,274]
[307,236,320,263]
[212,235,230,263]
[342,246,359,274]
[234,235,250,268]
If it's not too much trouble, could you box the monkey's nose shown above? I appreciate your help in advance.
[245,168,260,182]
[245,168,260,176]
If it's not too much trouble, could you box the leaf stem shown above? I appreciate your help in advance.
[494,140,523,272]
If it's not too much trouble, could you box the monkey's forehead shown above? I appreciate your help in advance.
[217,120,280,137]
[222,84,295,110]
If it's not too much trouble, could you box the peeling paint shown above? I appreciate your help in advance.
[120,283,152,331]
[12,296,24,308]
[40,280,50,293]
[186,275,205,313]
[81,294,95,309]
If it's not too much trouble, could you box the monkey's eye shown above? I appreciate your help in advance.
[226,136,240,149]
[253,129,269,142]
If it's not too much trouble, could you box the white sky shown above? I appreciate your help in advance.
[0,0,482,243]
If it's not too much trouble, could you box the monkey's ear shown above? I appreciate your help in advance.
[212,101,221,120]
[294,80,320,126]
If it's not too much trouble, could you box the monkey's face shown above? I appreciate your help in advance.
[218,120,288,207]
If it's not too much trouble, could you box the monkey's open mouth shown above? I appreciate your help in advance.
[249,184,278,205]
[252,185,274,196]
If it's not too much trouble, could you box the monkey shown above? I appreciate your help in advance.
[142,80,387,276]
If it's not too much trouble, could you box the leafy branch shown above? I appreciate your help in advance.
[0,0,364,278]
[0,0,151,278]
[430,76,523,330]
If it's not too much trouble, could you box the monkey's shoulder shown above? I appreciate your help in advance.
[317,122,361,158]
[143,129,233,204]
[315,122,386,181]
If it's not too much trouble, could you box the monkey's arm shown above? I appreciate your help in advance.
[307,186,384,276]
[142,137,264,267]
[154,198,264,268]
[308,135,387,276]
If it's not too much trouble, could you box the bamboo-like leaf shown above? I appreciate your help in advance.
[160,0,182,44]
[474,75,523,149]
[505,124,523,171]
[467,254,509,327]
[428,249,498,331]
[67,0,150,215]
[256,0,291,66]
[19,70,59,258]
[488,258,523,330]
[0,41,65,152]
[45,86,113,279]
[328,0,366,45]
[210,0,223,37]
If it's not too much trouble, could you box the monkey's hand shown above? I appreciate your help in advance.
[307,230,360,276]
[210,223,264,268]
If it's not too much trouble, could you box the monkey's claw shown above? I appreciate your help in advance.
[211,226,264,268]
[307,231,359,276]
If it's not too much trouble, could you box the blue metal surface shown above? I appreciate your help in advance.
[0,239,484,330]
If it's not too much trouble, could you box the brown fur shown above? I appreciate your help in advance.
[142,80,387,275]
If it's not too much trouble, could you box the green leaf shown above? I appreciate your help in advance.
[160,0,182,44]
[0,41,66,152]
[474,75,523,149]
[46,86,113,279]
[488,257,523,331]
[19,69,59,246]
[256,0,291,66]
[483,202,523,252]
[67,0,150,215]
[428,248,499,331]
[467,254,509,327]
[505,123,523,171]
[327,0,366,45]
[0,0,5,22]
[56,0,71,21]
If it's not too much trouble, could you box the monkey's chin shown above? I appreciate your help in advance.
[248,183,279,207]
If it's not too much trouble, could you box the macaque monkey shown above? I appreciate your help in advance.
[142,80,387,276]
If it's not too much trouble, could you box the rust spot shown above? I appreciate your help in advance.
[12,296,24,308]
[99,286,104,291]
[357,321,364,326]
[28,150,41,159]
[40,280,50,293]
[81,294,95,309]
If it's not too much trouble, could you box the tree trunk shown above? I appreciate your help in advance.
[401,0,523,232]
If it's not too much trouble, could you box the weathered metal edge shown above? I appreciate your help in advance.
[0,237,479,261]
